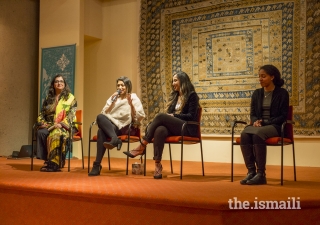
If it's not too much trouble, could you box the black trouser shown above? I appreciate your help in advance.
[94,114,121,164]
[144,113,190,161]
[36,128,49,160]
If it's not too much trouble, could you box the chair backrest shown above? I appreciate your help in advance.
[75,110,82,137]
[285,105,293,140]
[196,107,202,138]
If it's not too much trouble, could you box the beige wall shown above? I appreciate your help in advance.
[0,0,39,156]
[83,0,141,160]
[39,0,84,111]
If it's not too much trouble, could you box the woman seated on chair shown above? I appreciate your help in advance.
[88,76,145,176]
[36,74,77,172]
[239,65,289,185]
[123,71,200,179]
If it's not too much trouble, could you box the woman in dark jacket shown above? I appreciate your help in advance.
[240,65,289,185]
[123,71,200,179]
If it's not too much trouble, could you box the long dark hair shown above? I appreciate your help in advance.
[166,71,196,110]
[259,65,284,87]
[117,76,132,93]
[46,74,71,104]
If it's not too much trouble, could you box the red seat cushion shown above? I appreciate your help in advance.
[73,135,81,140]
[164,136,200,144]
[265,137,292,145]
[92,135,140,143]
[235,137,292,145]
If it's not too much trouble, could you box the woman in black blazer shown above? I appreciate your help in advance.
[123,71,200,179]
[240,65,289,185]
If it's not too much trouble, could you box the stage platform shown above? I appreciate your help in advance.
[0,156,319,225]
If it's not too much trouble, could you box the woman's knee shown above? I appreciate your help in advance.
[37,128,49,138]
[154,126,168,138]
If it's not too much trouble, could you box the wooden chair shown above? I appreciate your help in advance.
[231,105,296,185]
[88,122,145,175]
[147,107,204,179]
[31,110,84,172]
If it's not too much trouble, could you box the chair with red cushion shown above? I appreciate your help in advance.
[147,107,204,179]
[70,109,84,171]
[231,105,296,185]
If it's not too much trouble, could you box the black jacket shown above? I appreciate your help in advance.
[167,92,200,136]
[250,86,289,134]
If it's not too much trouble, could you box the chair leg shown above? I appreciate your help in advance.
[169,144,173,174]
[292,143,296,181]
[231,144,234,182]
[180,142,183,180]
[31,140,34,171]
[144,146,147,176]
[107,148,111,170]
[281,144,284,186]
[126,142,129,175]
[88,141,91,173]
[68,138,71,172]
[200,141,204,176]
[81,138,84,169]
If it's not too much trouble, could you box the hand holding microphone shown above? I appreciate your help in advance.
[111,89,121,102]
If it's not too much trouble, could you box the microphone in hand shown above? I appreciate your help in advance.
[111,89,121,102]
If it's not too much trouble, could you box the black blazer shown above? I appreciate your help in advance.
[250,86,289,134]
[167,92,200,137]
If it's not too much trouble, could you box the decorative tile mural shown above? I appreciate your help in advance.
[139,0,320,136]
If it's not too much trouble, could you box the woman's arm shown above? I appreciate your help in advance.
[102,91,120,114]
[59,95,77,131]
[128,93,145,123]
[37,97,52,128]
[262,89,289,126]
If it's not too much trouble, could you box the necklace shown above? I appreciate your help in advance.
[264,91,272,98]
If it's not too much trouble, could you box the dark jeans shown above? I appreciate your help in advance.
[94,114,122,164]
[144,113,190,161]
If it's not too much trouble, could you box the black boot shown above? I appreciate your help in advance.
[103,137,122,150]
[240,145,256,185]
[88,162,102,176]
[246,144,267,185]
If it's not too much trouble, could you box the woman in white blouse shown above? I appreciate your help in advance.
[88,76,145,176]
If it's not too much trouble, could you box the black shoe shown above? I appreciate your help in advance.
[103,138,122,150]
[123,142,146,158]
[88,163,102,176]
[246,173,267,185]
[240,172,256,185]
[40,161,61,172]
[123,149,146,158]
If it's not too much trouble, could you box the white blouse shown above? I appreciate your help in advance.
[101,93,145,129]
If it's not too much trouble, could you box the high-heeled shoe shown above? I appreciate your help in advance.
[154,162,162,179]
[88,162,102,176]
[103,137,122,150]
[123,141,147,158]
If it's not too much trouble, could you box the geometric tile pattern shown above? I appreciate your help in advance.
[139,0,320,135]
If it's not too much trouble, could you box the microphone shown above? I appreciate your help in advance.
[111,89,121,102]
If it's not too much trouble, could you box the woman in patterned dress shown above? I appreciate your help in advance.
[36,74,77,172]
